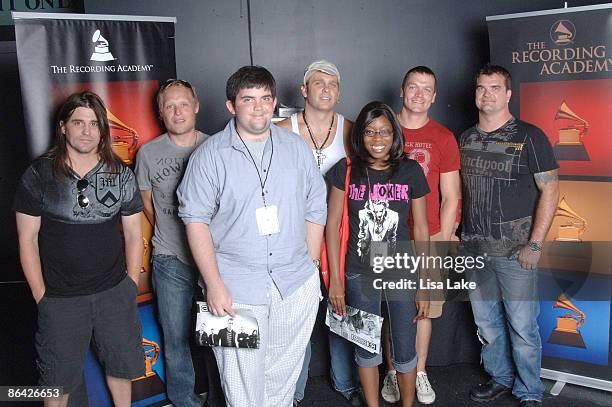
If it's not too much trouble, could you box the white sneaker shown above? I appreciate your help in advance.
[381,370,400,403]
[416,371,436,404]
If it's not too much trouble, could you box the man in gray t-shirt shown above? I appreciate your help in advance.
[135,79,221,407]
[136,130,205,265]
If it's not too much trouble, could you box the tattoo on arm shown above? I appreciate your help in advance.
[534,169,558,187]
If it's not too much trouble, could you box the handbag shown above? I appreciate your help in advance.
[320,158,351,289]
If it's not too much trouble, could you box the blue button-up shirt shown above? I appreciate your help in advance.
[177,119,327,305]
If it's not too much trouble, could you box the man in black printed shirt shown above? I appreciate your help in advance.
[460,65,559,407]
[14,91,144,407]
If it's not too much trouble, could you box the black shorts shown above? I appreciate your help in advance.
[35,276,145,393]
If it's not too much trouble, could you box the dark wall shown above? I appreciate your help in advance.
[0,41,28,281]
[87,0,611,135]
[85,0,252,135]
[1,0,608,279]
[0,0,609,389]
[4,0,599,282]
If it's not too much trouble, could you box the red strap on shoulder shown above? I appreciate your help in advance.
[320,158,351,289]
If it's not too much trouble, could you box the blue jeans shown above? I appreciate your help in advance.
[152,254,201,407]
[329,329,360,397]
[294,340,311,401]
[345,272,417,373]
[466,252,545,401]
[293,307,360,401]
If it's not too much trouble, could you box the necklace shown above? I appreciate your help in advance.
[365,167,373,206]
[365,167,384,234]
[303,111,334,169]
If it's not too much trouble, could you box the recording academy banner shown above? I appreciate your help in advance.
[487,4,612,391]
[13,12,177,406]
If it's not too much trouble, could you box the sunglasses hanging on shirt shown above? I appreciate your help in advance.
[76,178,90,208]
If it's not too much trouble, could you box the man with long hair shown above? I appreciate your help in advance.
[14,91,145,407]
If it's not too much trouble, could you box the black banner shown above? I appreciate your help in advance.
[14,12,176,160]
[487,4,612,390]
[13,12,176,405]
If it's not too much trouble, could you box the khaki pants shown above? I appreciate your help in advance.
[425,232,450,319]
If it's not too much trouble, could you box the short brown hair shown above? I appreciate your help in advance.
[477,64,511,90]
[226,66,276,104]
[401,66,437,91]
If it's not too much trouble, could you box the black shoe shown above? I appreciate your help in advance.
[520,400,542,407]
[293,399,303,407]
[345,389,365,407]
[203,398,225,407]
[470,379,511,402]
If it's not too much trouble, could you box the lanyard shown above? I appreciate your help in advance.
[235,124,274,206]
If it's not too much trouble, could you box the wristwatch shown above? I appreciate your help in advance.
[526,240,543,252]
[313,259,321,270]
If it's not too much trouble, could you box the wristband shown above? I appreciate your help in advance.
[526,241,543,252]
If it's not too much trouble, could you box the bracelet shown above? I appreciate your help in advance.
[526,241,543,252]
[312,259,321,270]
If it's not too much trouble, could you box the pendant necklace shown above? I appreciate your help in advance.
[303,111,334,169]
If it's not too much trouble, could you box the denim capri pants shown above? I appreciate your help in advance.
[344,271,418,373]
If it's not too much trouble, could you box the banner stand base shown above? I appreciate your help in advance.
[549,379,566,396]
[541,368,612,394]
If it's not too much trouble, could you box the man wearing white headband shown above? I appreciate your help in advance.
[279,60,362,406]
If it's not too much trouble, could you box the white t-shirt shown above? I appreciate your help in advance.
[290,112,346,174]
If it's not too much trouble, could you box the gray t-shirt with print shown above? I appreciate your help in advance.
[135,131,208,265]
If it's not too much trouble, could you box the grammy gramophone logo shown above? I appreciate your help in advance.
[554,197,587,242]
[548,292,586,348]
[550,19,576,46]
[132,338,165,401]
[553,101,590,161]
[90,29,115,62]
[107,108,139,165]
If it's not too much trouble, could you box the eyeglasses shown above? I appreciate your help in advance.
[364,128,393,138]
[77,178,90,208]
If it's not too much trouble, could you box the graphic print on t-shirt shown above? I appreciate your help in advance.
[357,199,399,260]
[461,126,526,245]
[459,118,558,256]
[151,156,191,215]
[407,147,432,176]
[328,158,429,274]
[95,171,122,208]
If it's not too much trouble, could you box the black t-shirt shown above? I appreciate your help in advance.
[459,118,558,256]
[327,158,429,274]
[13,157,143,297]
